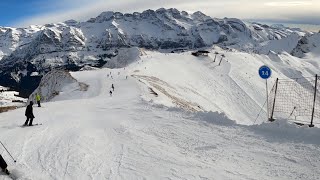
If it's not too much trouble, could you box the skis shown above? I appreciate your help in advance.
[21,123,42,128]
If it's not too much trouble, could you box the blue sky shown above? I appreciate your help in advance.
[0,0,40,26]
[0,0,74,26]
[1,0,319,28]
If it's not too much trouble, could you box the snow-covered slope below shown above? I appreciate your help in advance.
[0,67,320,180]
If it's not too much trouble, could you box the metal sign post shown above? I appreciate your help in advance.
[259,65,272,121]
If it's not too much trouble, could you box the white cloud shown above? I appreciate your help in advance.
[11,0,320,27]
[265,1,312,7]
[13,0,172,27]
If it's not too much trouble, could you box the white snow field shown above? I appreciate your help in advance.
[1,50,320,180]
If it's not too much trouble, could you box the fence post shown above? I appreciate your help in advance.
[269,78,279,122]
[310,74,318,127]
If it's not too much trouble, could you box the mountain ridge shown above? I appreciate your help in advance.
[0,8,318,96]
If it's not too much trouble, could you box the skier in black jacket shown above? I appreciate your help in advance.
[0,154,9,175]
[25,101,35,126]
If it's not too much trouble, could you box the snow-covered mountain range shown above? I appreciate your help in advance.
[0,8,319,96]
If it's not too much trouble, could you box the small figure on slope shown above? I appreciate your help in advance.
[111,84,114,91]
[109,90,112,97]
[25,101,35,126]
[36,93,41,107]
[0,154,9,175]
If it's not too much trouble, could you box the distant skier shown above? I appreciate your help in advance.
[36,93,41,107]
[126,76,128,79]
[25,101,35,126]
[109,90,112,96]
[0,154,9,175]
[111,84,114,91]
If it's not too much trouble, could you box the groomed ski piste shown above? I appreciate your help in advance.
[1,49,320,180]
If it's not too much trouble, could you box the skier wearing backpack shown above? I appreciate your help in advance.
[25,101,35,126]
[0,154,9,175]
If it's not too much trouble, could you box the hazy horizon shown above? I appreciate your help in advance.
[245,20,320,32]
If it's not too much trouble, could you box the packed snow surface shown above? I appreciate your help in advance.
[0,51,320,180]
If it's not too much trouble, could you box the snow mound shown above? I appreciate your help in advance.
[193,111,236,126]
[28,70,86,103]
[193,111,320,145]
[251,119,320,145]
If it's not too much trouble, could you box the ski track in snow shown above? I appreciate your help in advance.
[0,56,320,179]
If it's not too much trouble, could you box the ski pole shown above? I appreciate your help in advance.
[0,141,16,163]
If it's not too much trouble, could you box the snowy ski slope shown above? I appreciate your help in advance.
[0,50,320,179]
[132,49,320,125]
